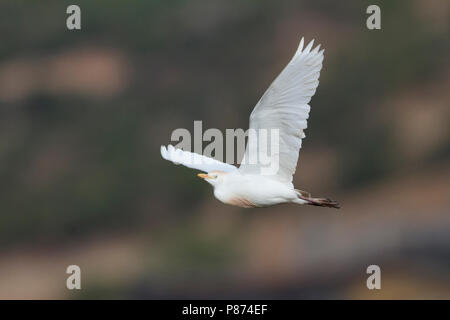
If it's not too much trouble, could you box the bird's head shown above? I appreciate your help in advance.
[197,171,227,187]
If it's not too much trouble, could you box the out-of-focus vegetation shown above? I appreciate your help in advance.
[0,0,449,299]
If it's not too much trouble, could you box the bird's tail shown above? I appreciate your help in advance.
[295,189,340,209]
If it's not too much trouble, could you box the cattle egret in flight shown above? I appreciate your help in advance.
[161,38,339,209]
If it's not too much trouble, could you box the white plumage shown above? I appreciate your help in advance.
[161,38,339,209]
[160,144,238,174]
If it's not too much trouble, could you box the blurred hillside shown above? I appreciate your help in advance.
[0,0,449,299]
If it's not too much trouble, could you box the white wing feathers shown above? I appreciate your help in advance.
[161,145,238,173]
[239,38,324,184]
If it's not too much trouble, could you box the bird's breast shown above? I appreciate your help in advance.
[213,187,258,208]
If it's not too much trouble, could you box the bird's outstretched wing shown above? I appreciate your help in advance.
[161,145,238,173]
[239,38,324,184]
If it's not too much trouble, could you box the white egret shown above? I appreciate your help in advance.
[161,38,339,209]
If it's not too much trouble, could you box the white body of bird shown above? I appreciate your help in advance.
[161,38,340,209]
[207,171,304,208]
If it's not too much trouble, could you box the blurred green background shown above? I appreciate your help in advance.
[0,0,449,299]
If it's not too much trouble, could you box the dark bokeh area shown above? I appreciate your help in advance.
[0,0,449,298]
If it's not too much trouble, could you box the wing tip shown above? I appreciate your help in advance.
[296,37,324,57]
[160,145,167,159]
[161,144,177,161]
[304,39,315,53]
[295,37,305,57]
